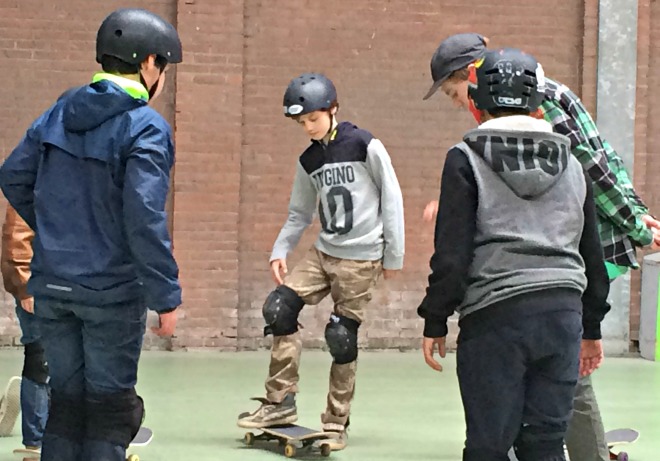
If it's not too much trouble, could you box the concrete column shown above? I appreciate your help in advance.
[596,0,639,355]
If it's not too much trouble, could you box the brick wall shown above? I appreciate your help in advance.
[1,0,639,351]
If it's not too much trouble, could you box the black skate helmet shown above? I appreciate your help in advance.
[96,8,182,65]
[283,73,337,117]
[468,48,545,113]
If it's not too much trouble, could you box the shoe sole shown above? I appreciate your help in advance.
[237,414,298,429]
[0,377,21,437]
[13,447,41,459]
[322,434,347,451]
[324,441,346,451]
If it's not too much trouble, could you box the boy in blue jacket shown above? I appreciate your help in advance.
[0,8,183,461]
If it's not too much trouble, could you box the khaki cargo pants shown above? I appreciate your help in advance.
[265,246,382,427]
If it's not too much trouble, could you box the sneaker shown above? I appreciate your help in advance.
[0,377,21,437]
[322,417,349,451]
[237,394,297,428]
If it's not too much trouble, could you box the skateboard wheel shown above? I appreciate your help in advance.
[617,453,628,461]
[320,443,331,457]
[244,432,255,446]
[284,443,296,458]
[127,455,140,461]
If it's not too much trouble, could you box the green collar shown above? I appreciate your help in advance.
[92,72,149,101]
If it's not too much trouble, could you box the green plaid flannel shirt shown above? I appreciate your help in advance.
[539,79,652,268]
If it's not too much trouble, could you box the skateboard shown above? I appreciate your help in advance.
[243,424,335,458]
[12,427,153,461]
[606,428,639,461]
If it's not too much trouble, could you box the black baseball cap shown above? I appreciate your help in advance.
[423,33,488,100]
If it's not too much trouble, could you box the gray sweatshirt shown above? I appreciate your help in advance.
[271,122,405,269]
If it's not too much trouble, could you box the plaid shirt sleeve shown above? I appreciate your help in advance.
[602,139,649,213]
[540,81,653,252]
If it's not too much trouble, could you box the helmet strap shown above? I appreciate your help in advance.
[322,113,339,145]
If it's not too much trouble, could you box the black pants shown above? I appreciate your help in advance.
[457,290,582,461]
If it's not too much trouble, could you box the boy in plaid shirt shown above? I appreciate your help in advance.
[421,33,660,461]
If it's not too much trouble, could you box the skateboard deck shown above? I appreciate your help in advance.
[606,428,639,446]
[130,426,153,447]
[12,427,153,460]
[243,424,335,458]
[605,428,639,461]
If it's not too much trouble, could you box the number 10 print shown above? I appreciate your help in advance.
[319,186,354,235]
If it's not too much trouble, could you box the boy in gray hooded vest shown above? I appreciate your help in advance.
[417,48,611,461]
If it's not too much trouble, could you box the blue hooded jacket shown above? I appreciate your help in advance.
[0,75,181,311]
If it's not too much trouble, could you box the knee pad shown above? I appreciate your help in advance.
[262,285,304,337]
[514,425,566,461]
[22,342,49,384]
[46,391,85,442]
[86,388,144,448]
[324,314,359,365]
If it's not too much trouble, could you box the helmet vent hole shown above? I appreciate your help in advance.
[114,29,123,38]
[310,76,316,79]
[299,97,305,102]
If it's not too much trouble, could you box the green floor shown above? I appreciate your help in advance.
[0,350,658,460]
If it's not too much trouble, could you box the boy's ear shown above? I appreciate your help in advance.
[330,106,338,116]
[139,54,157,71]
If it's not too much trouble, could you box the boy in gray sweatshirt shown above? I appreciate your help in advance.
[237,73,405,450]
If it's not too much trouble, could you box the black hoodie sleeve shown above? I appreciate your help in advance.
[579,171,611,339]
[417,147,478,338]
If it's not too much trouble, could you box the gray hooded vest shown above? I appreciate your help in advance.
[457,116,588,318]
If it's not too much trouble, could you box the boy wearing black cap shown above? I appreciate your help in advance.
[422,32,659,461]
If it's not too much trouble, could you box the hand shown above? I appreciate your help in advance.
[641,215,660,249]
[383,269,400,280]
[270,259,288,285]
[652,230,660,250]
[152,310,177,337]
[423,200,439,223]
[579,339,603,377]
[20,297,34,314]
[422,336,446,372]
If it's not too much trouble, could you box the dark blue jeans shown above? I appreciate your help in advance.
[35,298,147,461]
[457,295,582,461]
[15,304,49,447]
